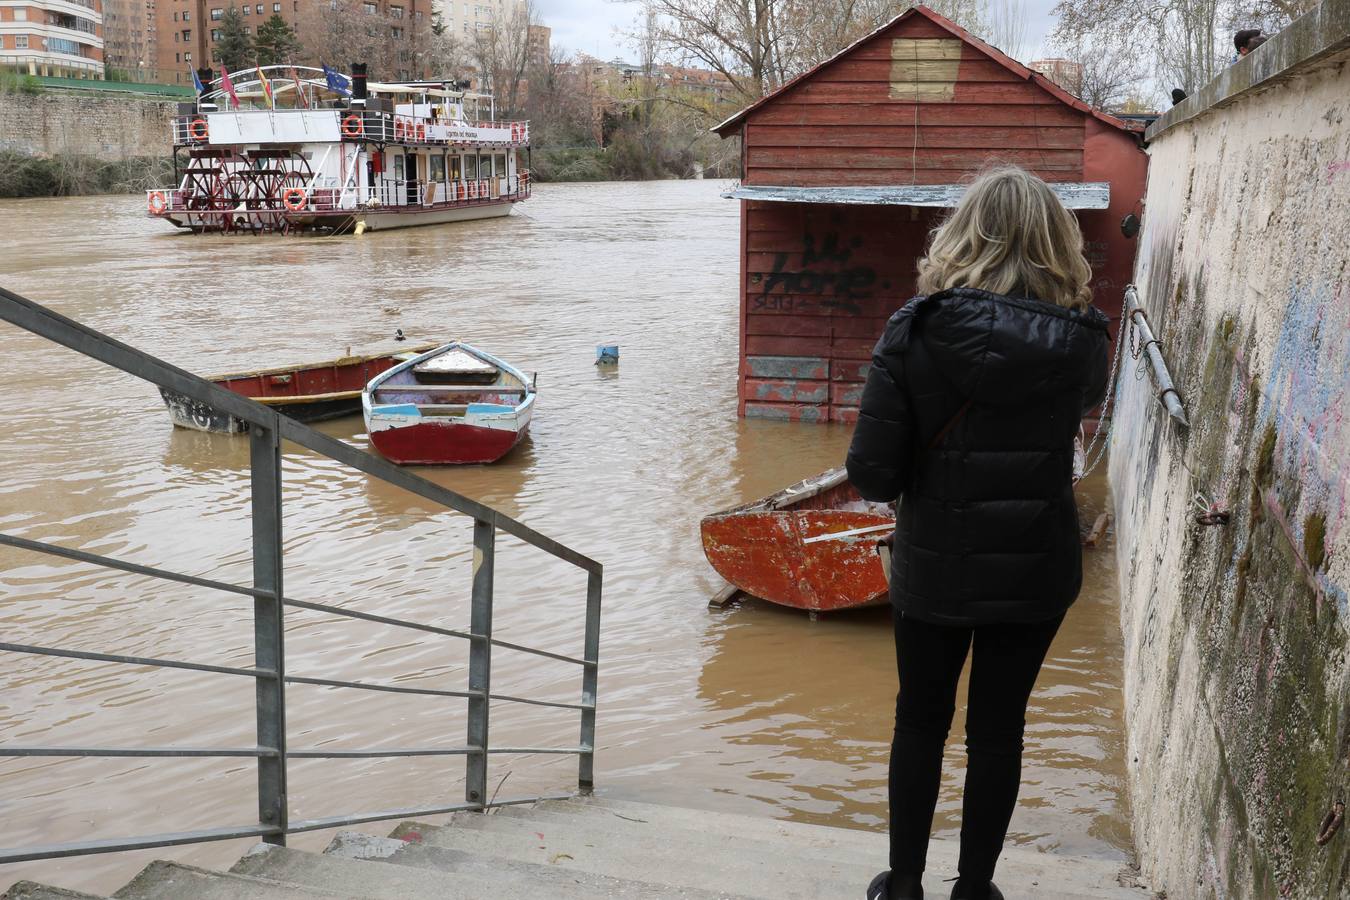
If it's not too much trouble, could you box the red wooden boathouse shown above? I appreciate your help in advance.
[713,5,1148,423]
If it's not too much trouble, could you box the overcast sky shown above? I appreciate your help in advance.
[534,0,1066,65]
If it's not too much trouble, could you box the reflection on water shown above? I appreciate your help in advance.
[0,183,1129,893]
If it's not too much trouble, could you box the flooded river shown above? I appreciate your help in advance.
[0,181,1131,892]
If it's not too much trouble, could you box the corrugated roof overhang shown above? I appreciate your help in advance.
[723,182,1111,209]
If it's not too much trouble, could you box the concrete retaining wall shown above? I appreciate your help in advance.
[0,90,176,159]
[1109,2,1350,897]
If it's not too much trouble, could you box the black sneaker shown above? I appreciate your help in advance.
[869,869,925,900]
[948,879,1003,900]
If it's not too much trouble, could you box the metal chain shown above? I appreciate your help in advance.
[1078,308,1133,479]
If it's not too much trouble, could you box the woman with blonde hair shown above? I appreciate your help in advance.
[849,166,1110,900]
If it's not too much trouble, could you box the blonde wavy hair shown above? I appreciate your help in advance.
[915,166,1094,311]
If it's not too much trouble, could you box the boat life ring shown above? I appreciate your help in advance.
[188,118,209,142]
[147,191,167,214]
[415,122,426,142]
[342,114,363,137]
[282,188,307,211]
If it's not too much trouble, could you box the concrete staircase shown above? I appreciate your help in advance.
[3,797,1154,900]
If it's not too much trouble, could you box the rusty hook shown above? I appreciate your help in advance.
[1317,800,1345,846]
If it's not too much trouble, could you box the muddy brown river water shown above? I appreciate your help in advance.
[0,181,1131,893]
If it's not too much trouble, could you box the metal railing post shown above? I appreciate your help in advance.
[578,568,602,793]
[250,421,288,842]
[465,518,494,808]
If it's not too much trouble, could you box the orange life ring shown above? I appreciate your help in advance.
[282,188,307,211]
[341,113,363,137]
[188,118,209,142]
[147,191,167,214]
[416,122,426,142]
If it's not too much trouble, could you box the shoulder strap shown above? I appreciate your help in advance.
[928,398,973,450]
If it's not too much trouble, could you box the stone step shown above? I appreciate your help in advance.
[390,813,1145,900]
[246,838,755,899]
[392,814,849,900]
[493,797,1145,896]
[1,884,106,900]
[492,798,886,864]
[111,860,346,900]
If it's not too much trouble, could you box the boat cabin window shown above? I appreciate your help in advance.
[429,154,446,183]
[494,153,506,176]
[464,154,478,179]
[478,156,492,179]
[449,155,462,180]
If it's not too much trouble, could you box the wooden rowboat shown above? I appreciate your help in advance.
[161,343,437,434]
[362,342,535,465]
[700,468,894,613]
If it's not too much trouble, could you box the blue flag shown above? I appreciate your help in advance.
[322,64,351,96]
[191,67,205,94]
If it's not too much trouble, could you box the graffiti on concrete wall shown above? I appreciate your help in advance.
[1258,279,1350,613]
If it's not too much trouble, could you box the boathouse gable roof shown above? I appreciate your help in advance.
[712,5,1140,138]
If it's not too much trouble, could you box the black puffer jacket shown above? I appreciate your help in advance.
[846,287,1110,626]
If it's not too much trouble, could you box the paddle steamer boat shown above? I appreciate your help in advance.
[146,65,529,234]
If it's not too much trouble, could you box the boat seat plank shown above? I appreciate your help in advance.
[372,385,524,395]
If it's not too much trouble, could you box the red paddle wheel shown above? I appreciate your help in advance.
[175,147,314,234]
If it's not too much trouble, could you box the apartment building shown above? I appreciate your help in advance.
[432,0,519,39]
[0,0,105,78]
[155,0,426,86]
[1028,57,1084,98]
[101,0,156,77]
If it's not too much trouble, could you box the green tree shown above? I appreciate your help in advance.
[216,8,255,72]
[254,14,302,66]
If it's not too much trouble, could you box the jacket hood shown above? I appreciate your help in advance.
[906,288,1110,406]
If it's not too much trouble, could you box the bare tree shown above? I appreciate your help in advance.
[298,0,430,81]
[982,0,1029,61]
[1051,31,1150,108]
[471,0,537,117]
[1052,0,1313,97]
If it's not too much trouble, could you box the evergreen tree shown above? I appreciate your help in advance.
[254,14,302,67]
[216,8,255,72]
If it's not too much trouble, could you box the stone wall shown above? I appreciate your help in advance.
[0,90,176,160]
[1109,2,1350,897]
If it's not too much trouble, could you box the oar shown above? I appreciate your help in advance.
[802,522,895,544]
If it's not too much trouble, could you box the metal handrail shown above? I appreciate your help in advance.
[0,285,604,864]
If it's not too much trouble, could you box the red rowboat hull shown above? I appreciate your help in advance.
[700,469,892,612]
[368,420,527,465]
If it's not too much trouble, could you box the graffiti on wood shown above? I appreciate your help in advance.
[752,231,880,315]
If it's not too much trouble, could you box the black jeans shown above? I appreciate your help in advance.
[888,609,1063,882]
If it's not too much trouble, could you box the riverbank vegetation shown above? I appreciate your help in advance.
[0,151,173,198]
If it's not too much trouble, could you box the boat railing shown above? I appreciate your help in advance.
[0,285,602,865]
[170,110,529,149]
[145,173,531,218]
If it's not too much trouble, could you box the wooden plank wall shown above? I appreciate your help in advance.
[735,13,1133,424]
[741,202,940,423]
[742,15,1086,189]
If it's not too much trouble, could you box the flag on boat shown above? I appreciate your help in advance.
[190,68,205,94]
[289,67,308,108]
[219,67,240,109]
[257,66,275,109]
[322,64,351,96]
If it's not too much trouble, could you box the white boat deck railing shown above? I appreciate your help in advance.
[171,110,529,149]
[144,173,531,219]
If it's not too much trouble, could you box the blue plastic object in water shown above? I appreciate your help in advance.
[596,344,619,365]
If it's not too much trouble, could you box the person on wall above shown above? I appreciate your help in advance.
[848,166,1110,900]
[1235,29,1268,59]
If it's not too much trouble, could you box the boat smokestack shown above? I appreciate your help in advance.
[351,63,368,107]
[196,67,218,112]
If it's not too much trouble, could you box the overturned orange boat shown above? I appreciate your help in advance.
[700,468,894,613]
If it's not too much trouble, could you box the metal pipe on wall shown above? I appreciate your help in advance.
[1123,284,1189,427]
